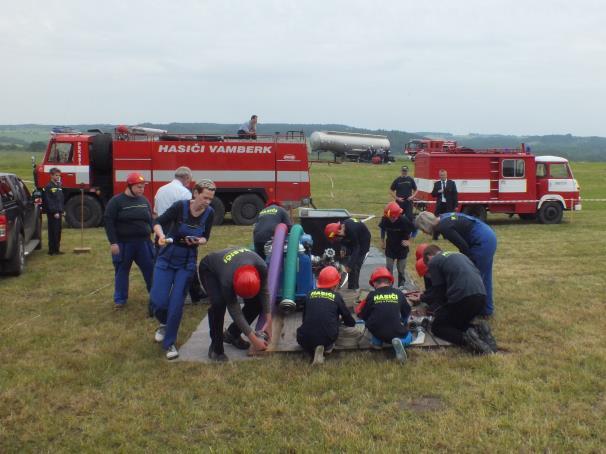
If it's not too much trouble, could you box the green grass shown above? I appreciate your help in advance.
[1,154,606,451]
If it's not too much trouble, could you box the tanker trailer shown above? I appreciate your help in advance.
[309,131,392,162]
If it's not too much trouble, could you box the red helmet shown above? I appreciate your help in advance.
[415,243,430,260]
[384,202,403,221]
[233,265,261,299]
[116,124,129,134]
[126,172,146,185]
[324,223,341,241]
[317,266,341,289]
[369,266,394,287]
[416,258,428,277]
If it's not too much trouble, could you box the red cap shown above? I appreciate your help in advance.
[369,266,394,287]
[317,266,341,289]
[415,243,430,260]
[116,125,129,134]
[126,172,146,185]
[416,258,428,277]
[324,223,341,241]
[384,202,403,221]
[233,265,261,299]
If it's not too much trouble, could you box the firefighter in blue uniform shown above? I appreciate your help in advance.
[150,180,216,360]
[324,218,371,292]
[414,210,497,316]
[42,167,65,255]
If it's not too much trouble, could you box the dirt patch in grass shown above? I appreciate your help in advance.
[401,396,445,413]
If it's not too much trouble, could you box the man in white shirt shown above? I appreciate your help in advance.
[153,167,193,217]
[237,115,258,139]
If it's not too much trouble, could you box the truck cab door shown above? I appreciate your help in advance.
[44,142,77,187]
[535,162,548,198]
[274,141,310,205]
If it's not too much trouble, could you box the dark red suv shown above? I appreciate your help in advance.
[0,173,42,275]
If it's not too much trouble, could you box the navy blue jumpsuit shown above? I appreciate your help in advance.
[435,213,497,315]
[150,200,214,350]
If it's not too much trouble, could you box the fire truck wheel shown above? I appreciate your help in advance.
[90,133,113,173]
[231,194,264,225]
[210,197,225,225]
[65,195,103,228]
[538,202,563,224]
[462,205,487,222]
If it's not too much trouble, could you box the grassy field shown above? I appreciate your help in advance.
[1,151,605,452]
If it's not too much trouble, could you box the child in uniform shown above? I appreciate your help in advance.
[297,266,356,365]
[356,267,412,363]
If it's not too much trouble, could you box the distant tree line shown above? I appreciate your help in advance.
[0,140,46,151]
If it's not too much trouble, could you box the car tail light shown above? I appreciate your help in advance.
[0,214,7,241]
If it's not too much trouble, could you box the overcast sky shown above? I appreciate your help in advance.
[1,0,605,136]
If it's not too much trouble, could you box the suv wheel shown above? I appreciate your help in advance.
[6,233,25,276]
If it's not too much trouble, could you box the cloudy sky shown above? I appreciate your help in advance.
[2,0,605,135]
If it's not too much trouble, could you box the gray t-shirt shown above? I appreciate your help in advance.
[428,251,486,303]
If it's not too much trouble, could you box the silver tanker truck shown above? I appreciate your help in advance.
[309,131,393,162]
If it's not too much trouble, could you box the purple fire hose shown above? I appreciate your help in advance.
[255,223,287,330]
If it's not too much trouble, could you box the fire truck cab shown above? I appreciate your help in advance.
[412,143,581,224]
[35,127,311,228]
[404,139,459,161]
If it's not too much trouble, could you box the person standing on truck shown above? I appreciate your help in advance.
[153,166,193,217]
[103,172,155,310]
[253,200,292,260]
[199,247,271,362]
[150,180,215,360]
[237,115,258,139]
[407,245,497,354]
[42,168,64,255]
[431,169,458,216]
[324,218,371,294]
[379,202,416,287]
[414,211,497,316]
[390,165,417,221]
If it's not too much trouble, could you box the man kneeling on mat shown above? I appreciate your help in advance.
[408,245,497,354]
[199,247,272,362]
[355,267,412,363]
[297,266,356,365]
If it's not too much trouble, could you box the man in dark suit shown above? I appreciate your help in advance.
[431,169,458,216]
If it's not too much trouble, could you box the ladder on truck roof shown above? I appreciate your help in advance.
[448,143,529,155]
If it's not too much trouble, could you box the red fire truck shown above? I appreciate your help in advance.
[34,127,311,227]
[411,140,582,224]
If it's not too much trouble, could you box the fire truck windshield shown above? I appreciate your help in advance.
[406,141,426,151]
[48,142,73,163]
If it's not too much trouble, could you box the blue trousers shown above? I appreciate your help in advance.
[112,240,154,305]
[468,224,497,315]
[371,331,413,347]
[150,253,195,350]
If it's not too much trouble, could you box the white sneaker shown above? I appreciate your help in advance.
[312,345,325,365]
[154,325,166,343]
[166,344,179,360]
[392,338,407,363]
